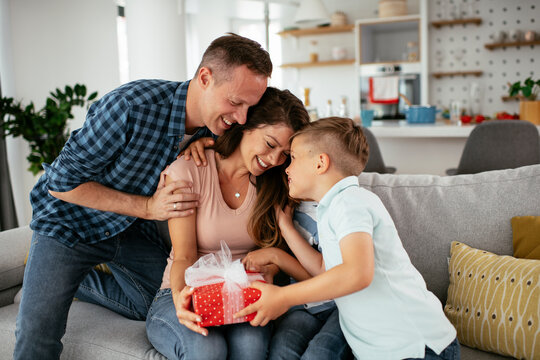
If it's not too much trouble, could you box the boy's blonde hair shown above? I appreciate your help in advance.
[291,117,369,176]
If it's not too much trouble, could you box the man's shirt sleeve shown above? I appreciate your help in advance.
[46,92,130,192]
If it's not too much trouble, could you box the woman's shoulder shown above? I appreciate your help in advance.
[165,149,216,181]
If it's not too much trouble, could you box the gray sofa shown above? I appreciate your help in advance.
[2,165,539,359]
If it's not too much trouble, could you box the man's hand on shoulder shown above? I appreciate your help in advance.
[179,137,215,166]
[145,172,199,220]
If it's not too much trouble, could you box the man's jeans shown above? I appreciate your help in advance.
[13,225,168,360]
[269,305,351,360]
[146,288,271,360]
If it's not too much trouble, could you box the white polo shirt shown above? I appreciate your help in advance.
[317,176,456,360]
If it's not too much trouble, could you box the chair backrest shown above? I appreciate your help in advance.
[456,120,540,175]
[362,127,395,173]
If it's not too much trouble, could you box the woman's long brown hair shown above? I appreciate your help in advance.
[213,87,310,248]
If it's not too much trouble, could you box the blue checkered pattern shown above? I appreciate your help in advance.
[30,79,213,247]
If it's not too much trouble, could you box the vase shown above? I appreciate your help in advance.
[519,100,540,125]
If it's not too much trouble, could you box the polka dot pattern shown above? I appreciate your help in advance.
[444,241,539,359]
[192,281,263,327]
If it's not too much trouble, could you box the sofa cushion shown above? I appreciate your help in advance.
[511,216,540,260]
[357,164,540,303]
[0,301,166,360]
[0,226,31,295]
[444,241,539,359]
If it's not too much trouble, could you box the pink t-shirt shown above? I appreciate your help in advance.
[160,149,257,289]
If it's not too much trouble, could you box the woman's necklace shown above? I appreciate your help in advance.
[216,152,247,200]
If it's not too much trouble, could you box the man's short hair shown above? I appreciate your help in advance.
[291,117,369,176]
[196,33,272,83]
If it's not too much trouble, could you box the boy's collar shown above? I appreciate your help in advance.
[318,176,359,209]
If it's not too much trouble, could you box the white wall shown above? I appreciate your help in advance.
[3,0,120,225]
[125,0,187,81]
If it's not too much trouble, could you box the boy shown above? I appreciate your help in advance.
[235,117,459,359]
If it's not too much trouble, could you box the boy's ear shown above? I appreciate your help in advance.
[316,153,331,174]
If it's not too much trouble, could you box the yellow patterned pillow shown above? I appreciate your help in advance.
[444,241,539,359]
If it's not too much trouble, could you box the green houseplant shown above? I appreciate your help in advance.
[509,77,540,125]
[0,84,98,175]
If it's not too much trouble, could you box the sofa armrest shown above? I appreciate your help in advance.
[0,226,32,305]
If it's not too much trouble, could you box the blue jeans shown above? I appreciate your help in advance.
[146,288,271,360]
[14,225,168,360]
[269,305,352,360]
[405,337,461,360]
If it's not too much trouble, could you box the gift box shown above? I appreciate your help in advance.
[185,241,264,327]
[192,274,263,327]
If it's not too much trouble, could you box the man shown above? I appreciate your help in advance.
[14,33,271,360]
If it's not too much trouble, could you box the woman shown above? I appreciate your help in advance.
[145,87,310,360]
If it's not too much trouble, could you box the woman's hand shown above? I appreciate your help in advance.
[259,264,280,283]
[172,286,208,336]
[242,248,278,273]
[179,137,215,166]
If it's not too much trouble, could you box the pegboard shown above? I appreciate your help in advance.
[428,0,540,117]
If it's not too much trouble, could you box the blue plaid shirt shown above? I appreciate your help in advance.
[30,79,213,247]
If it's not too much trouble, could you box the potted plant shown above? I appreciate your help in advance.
[509,77,540,125]
[1,84,97,175]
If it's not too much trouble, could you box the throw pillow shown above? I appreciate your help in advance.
[444,241,539,359]
[511,216,540,260]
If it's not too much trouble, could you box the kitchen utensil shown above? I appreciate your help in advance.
[360,109,375,127]
[405,106,439,124]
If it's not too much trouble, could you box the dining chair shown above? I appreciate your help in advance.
[362,127,397,174]
[446,120,540,175]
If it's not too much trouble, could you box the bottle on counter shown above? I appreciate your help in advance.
[324,99,334,117]
[338,96,349,118]
[303,87,319,122]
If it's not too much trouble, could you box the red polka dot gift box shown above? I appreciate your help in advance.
[185,241,265,327]
[191,275,264,327]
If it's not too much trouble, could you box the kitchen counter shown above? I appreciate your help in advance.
[363,120,539,176]
[367,120,475,138]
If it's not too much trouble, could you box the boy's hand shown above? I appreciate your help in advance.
[172,286,208,336]
[274,204,294,232]
[234,282,290,327]
[179,137,215,166]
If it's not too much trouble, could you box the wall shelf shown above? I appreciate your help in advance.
[277,25,354,37]
[431,18,482,28]
[485,40,540,50]
[501,95,525,102]
[280,59,355,69]
[431,71,483,78]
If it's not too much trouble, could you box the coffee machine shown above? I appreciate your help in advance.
[359,63,421,120]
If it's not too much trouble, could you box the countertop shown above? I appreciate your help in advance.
[366,120,476,138]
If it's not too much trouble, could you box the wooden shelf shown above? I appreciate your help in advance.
[501,95,525,102]
[485,40,540,50]
[431,18,482,28]
[280,59,355,69]
[431,71,483,79]
[360,60,420,66]
[277,24,354,37]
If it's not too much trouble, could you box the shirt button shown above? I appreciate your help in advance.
[173,145,178,150]
[105,231,110,236]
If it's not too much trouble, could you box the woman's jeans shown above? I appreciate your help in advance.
[13,226,168,360]
[269,305,351,360]
[405,337,461,360]
[146,288,271,360]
